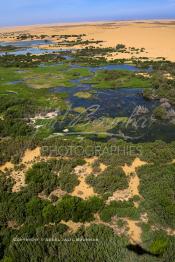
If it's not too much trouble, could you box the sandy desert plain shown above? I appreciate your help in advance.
[0,19,175,60]
[0,19,175,261]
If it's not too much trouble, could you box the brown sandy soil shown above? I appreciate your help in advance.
[92,214,126,236]
[11,162,36,192]
[0,148,41,192]
[60,213,143,244]
[38,159,107,200]
[71,174,97,200]
[85,158,108,174]
[163,73,175,80]
[122,159,147,243]
[122,158,146,207]
[2,152,173,241]
[124,158,146,201]
[107,188,132,203]
[1,20,175,61]
[7,220,23,230]
[22,147,41,164]
[151,224,175,237]
[135,72,151,78]
[107,158,147,204]
[38,192,50,201]
[122,158,147,176]
[140,213,149,224]
[107,175,141,204]
[0,161,14,172]
[11,148,69,193]
[49,188,67,198]
[0,154,98,196]
[10,147,41,192]
[166,228,175,236]
[129,175,140,197]
[103,158,149,243]
[61,214,126,236]
[71,158,108,200]
[84,157,98,165]
[60,220,83,233]
[71,158,97,200]
[99,162,108,172]
[11,169,26,192]
[106,158,148,243]
[125,219,142,244]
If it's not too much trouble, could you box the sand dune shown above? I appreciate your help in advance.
[0,20,175,61]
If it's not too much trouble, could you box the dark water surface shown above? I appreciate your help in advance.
[0,41,174,142]
[50,65,175,142]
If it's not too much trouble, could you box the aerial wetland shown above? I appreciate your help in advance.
[0,39,175,142]
[0,27,175,261]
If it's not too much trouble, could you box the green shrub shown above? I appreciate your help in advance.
[86,167,128,195]
[42,204,57,223]
[100,201,140,222]
[153,106,167,119]
[138,163,175,227]
[149,236,169,256]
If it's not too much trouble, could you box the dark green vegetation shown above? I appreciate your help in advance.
[50,33,103,47]
[116,44,145,54]
[153,106,167,120]
[57,38,103,47]
[0,64,91,88]
[71,47,121,65]
[0,62,92,138]
[144,75,175,104]
[87,69,151,88]
[0,53,66,67]
[0,47,175,261]
[137,163,175,228]
[16,33,50,40]
[86,166,128,195]
[3,224,175,262]
[137,60,175,104]
[0,138,175,261]
[26,158,85,194]
[0,81,67,138]
[100,200,140,222]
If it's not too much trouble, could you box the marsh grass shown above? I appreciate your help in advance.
[87,70,152,89]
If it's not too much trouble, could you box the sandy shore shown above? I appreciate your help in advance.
[0,20,175,61]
